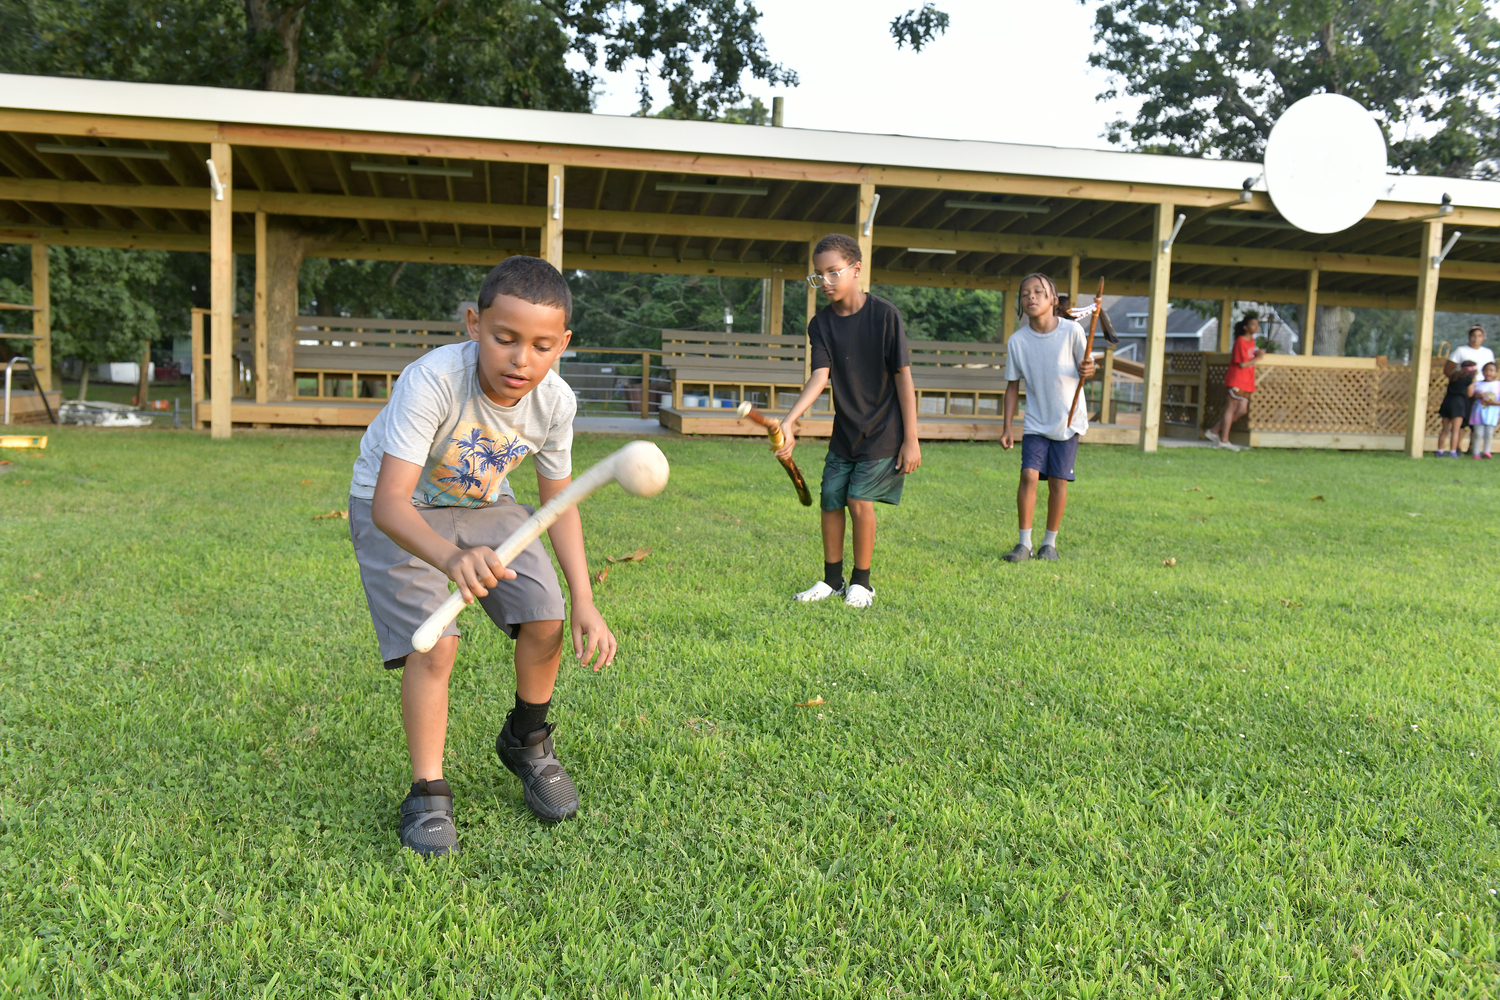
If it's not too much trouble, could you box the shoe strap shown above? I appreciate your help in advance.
[504,735,556,765]
[400,794,453,817]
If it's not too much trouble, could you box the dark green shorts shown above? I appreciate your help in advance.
[820,453,905,511]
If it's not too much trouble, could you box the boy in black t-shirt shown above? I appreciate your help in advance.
[775,233,921,608]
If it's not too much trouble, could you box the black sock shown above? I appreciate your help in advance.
[824,560,844,589]
[850,566,871,590]
[409,778,451,799]
[510,694,551,739]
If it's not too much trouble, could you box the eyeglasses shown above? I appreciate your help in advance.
[806,264,859,287]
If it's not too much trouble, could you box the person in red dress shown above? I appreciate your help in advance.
[1206,315,1264,449]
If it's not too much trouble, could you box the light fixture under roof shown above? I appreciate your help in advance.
[35,143,170,161]
[905,247,958,255]
[1207,215,1300,231]
[944,199,1050,214]
[352,162,473,178]
[655,182,768,196]
[1460,232,1500,244]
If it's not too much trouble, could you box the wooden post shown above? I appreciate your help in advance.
[209,142,234,439]
[1140,202,1175,452]
[1218,297,1233,353]
[542,163,565,270]
[191,308,206,429]
[136,341,150,408]
[1302,268,1319,356]
[1068,255,1080,306]
[29,244,50,390]
[1003,277,1017,340]
[1101,346,1116,423]
[1406,220,1444,458]
[857,182,875,293]
[254,210,268,404]
[804,237,818,382]
[640,351,650,420]
[767,267,784,339]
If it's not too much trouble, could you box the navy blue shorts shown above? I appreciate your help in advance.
[1020,434,1079,481]
[820,453,905,510]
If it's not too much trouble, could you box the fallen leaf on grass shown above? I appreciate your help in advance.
[1163,557,1177,567]
[300,479,313,485]
[1253,477,1270,483]
[1309,495,1325,502]
[794,696,824,708]
[1407,512,1423,517]
[1206,495,1215,500]
[29,572,41,580]
[0,459,10,466]
[18,479,30,485]
[1278,598,1302,607]
[314,509,348,520]
[607,547,652,563]
[593,565,609,585]
[1183,486,1202,492]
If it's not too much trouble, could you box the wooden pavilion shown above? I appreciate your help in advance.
[3,73,1499,454]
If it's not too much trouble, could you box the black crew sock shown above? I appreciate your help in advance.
[510,694,552,740]
[850,566,871,591]
[409,778,452,799]
[823,560,844,589]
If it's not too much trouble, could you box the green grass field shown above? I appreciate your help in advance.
[1,428,1496,998]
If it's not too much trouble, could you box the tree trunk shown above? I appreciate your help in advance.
[264,217,306,400]
[1314,305,1355,356]
[244,0,306,92]
[77,362,89,401]
[136,341,150,408]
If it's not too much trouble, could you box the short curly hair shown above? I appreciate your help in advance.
[478,254,572,324]
[813,233,862,265]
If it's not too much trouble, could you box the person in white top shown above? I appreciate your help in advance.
[999,273,1096,562]
[1445,326,1494,380]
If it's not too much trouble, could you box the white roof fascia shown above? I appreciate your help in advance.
[3,73,1497,211]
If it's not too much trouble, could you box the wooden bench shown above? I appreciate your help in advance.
[225,317,468,400]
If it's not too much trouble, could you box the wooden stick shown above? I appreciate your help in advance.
[1067,277,1107,428]
[737,402,813,506]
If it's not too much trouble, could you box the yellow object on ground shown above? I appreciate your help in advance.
[0,435,47,449]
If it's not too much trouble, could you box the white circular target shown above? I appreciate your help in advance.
[1263,93,1388,234]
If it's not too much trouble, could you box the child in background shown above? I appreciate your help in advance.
[1438,359,1479,457]
[999,273,1096,562]
[1468,361,1500,459]
[1205,316,1263,449]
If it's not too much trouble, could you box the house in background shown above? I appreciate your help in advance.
[1096,296,1303,357]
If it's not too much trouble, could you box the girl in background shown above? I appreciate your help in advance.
[1468,361,1500,459]
[1206,316,1264,449]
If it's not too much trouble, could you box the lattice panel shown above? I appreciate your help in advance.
[1167,352,1203,375]
[1200,360,1444,436]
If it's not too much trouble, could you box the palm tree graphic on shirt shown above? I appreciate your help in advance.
[426,425,530,505]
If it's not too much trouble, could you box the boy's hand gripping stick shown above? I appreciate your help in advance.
[736,402,813,506]
[1067,277,1107,427]
[411,440,670,653]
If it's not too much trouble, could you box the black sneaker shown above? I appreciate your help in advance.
[1002,544,1032,563]
[1035,543,1060,561]
[398,781,459,857]
[496,718,580,823]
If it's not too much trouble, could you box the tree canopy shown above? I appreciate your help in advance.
[1085,0,1500,178]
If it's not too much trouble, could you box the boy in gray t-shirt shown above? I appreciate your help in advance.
[349,256,615,856]
[999,273,1096,562]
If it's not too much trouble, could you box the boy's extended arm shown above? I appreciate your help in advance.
[773,367,830,460]
[371,454,517,600]
[538,470,617,670]
[1000,381,1021,450]
[895,366,921,473]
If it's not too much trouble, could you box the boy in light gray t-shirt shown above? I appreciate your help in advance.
[999,272,1096,562]
[348,256,617,858]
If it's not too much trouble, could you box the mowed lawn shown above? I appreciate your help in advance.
[1,427,1497,998]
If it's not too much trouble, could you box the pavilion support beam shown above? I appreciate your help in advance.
[767,267,785,338]
[857,183,875,293]
[30,244,51,390]
[264,217,306,401]
[542,164,564,271]
[254,211,268,404]
[805,237,818,381]
[1218,298,1232,353]
[1068,255,1080,305]
[1406,221,1444,458]
[209,143,233,439]
[1302,268,1319,356]
[1140,202,1174,453]
[1003,276,1018,340]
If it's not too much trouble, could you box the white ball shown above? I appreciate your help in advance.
[614,440,670,497]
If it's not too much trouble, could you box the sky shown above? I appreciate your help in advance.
[579,0,1136,151]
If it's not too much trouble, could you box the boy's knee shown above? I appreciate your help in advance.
[517,619,565,646]
[1018,469,1041,484]
[405,637,457,679]
[848,499,876,518]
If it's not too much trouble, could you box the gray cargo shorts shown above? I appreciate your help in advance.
[348,495,566,668]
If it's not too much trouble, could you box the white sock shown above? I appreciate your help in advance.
[1043,529,1059,547]
[1018,528,1032,549]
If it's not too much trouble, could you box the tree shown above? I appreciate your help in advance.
[1085,0,1500,177]
[41,248,169,399]
[873,285,1005,341]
